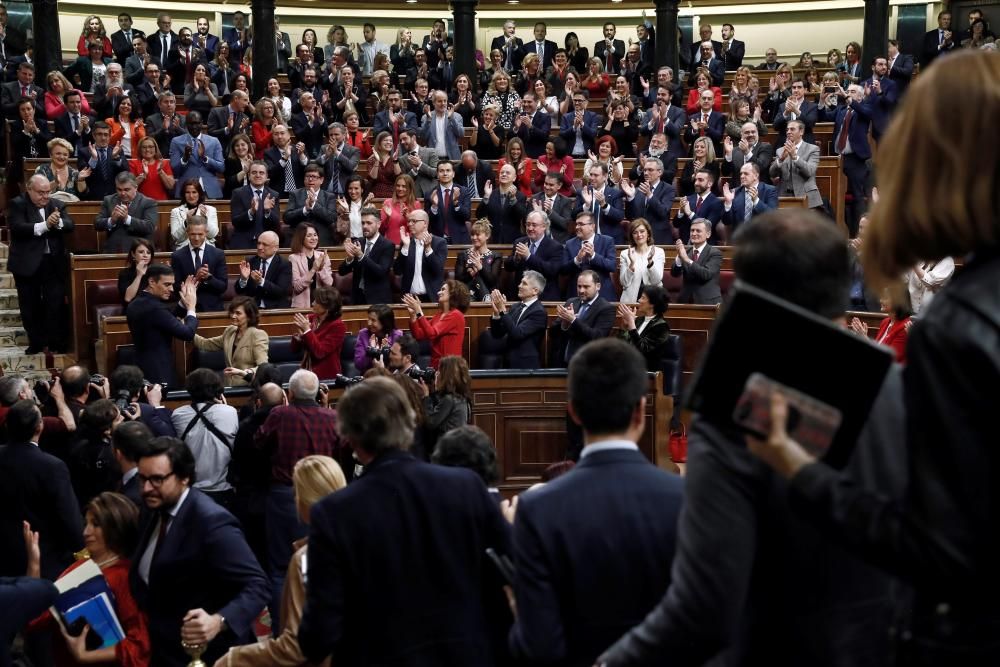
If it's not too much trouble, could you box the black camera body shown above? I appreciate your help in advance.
[405,366,436,383]
[365,344,391,366]
[333,374,365,388]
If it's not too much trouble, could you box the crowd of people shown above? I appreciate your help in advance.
[0,5,996,667]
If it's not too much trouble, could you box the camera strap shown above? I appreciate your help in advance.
[181,403,234,453]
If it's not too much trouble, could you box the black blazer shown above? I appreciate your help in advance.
[552,296,616,365]
[126,291,198,386]
[337,234,395,305]
[509,447,684,666]
[517,40,558,69]
[489,299,548,369]
[229,185,281,250]
[621,315,672,371]
[528,194,575,242]
[170,243,228,312]
[455,159,495,199]
[504,235,564,302]
[130,488,269,665]
[298,449,512,665]
[263,145,306,198]
[0,442,84,579]
[477,189,528,244]
[53,112,95,148]
[671,244,723,305]
[7,196,75,276]
[111,28,145,63]
[1,80,44,120]
[393,235,448,298]
[516,110,553,158]
[234,254,292,309]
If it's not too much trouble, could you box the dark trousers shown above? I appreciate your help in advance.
[14,255,67,351]
[842,152,870,238]
[265,484,307,635]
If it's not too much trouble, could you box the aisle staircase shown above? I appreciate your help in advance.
[0,244,75,381]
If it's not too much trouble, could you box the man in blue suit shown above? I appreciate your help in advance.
[690,40,725,86]
[721,162,779,236]
[419,91,464,161]
[671,167,723,244]
[298,377,512,665]
[622,157,677,244]
[509,338,683,665]
[559,90,600,158]
[822,83,875,237]
[505,210,564,302]
[487,272,549,370]
[562,212,617,301]
[169,111,224,199]
[169,218,228,312]
[132,436,268,666]
[126,265,199,387]
[338,208,396,305]
[771,79,820,146]
[574,163,626,244]
[514,92,551,158]
[860,56,898,143]
[425,161,472,244]
[371,90,418,143]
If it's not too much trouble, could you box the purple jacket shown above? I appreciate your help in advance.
[354,327,404,373]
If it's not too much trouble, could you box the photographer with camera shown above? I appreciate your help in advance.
[53,365,105,426]
[109,365,176,437]
[419,355,472,455]
[354,304,404,374]
[0,375,77,447]
[376,333,422,376]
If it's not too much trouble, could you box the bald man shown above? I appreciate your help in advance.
[234,231,292,309]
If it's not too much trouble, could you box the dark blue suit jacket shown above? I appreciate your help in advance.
[682,110,726,154]
[509,448,683,666]
[824,98,875,160]
[126,291,198,387]
[721,183,779,234]
[772,100,820,145]
[489,299,548,369]
[552,295,616,364]
[233,254,292,309]
[298,450,512,665]
[425,184,472,244]
[859,77,898,140]
[337,234,396,305]
[673,192,724,244]
[562,234,618,300]
[574,186,626,244]
[626,180,677,245]
[131,488,268,666]
[505,235,564,302]
[559,110,600,157]
[170,243,228,312]
[516,110,552,158]
[229,185,281,250]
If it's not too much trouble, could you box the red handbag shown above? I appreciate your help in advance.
[669,424,688,464]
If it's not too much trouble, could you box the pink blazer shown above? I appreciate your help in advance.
[289,251,334,309]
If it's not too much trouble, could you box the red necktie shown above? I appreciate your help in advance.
[692,248,700,262]
[21,85,27,96]
[836,109,853,153]
[442,188,451,235]
[695,196,703,212]
[700,114,707,136]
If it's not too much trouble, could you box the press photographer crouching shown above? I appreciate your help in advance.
[108,365,175,437]
[419,355,473,454]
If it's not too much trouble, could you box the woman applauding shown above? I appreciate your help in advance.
[291,287,347,380]
[404,280,470,369]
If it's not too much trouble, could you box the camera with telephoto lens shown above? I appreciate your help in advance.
[333,374,365,388]
[365,343,391,366]
[405,366,436,383]
[113,389,133,414]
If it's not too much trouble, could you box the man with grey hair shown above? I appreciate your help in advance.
[299,376,512,664]
[316,122,360,196]
[206,88,250,153]
[0,374,76,435]
[290,91,329,160]
[254,368,345,629]
[94,171,158,253]
[93,62,134,119]
[488,270,548,369]
[505,209,563,301]
[491,19,523,71]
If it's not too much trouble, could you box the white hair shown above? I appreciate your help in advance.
[289,369,319,400]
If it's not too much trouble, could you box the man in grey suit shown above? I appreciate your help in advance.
[530,173,576,242]
[316,123,360,197]
[273,16,293,72]
[94,172,158,253]
[769,119,823,210]
[420,91,463,161]
[395,128,439,199]
[206,89,251,154]
[284,163,340,245]
[721,122,775,179]
[670,219,722,305]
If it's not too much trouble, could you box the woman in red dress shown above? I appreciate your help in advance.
[291,286,347,380]
[26,491,150,666]
[850,290,912,364]
[380,174,422,246]
[533,137,576,197]
[404,279,471,369]
[251,98,278,159]
[367,131,398,199]
[498,137,534,197]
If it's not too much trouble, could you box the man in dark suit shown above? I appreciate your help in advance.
[562,212,617,301]
[145,91,186,157]
[510,338,683,665]
[264,124,307,199]
[53,90,95,148]
[860,57,898,143]
[127,265,199,387]
[455,150,494,200]
[622,157,677,244]
[514,92,550,158]
[755,47,786,72]
[719,23,746,70]
[552,269,616,365]
[222,12,252,67]
[530,173,575,242]
[234,231,292,309]
[146,13,178,72]
[822,83,875,237]
[339,208,395,305]
[720,162,779,236]
[689,23,723,65]
[491,20,523,71]
[110,13,144,63]
[574,162,626,244]
[516,21,558,70]
[166,27,205,95]
[920,10,956,67]
[229,161,280,250]
[505,210,564,302]
[425,161,472,244]
[8,175,75,354]
[317,123,360,196]
[283,163,339,245]
[131,62,163,120]
[124,35,152,86]
[206,89,251,155]
[289,93,328,160]
[10,97,50,177]
[194,16,221,62]
[170,218,227,312]
[272,17,292,73]
[771,79,819,146]
[395,128,439,199]
[1,61,44,120]
[640,87,686,176]
[370,89,418,143]
[95,172,157,253]
[298,377,511,665]
[671,219,722,305]
[721,122,775,180]
[112,421,150,506]
[0,400,83,579]
[487,272,548,370]
[393,210,447,302]
[683,91,726,155]
[886,40,914,97]
[92,63,133,120]
[132,436,269,666]
[671,167,724,244]
[79,122,129,201]
[689,40,725,87]
[594,22,626,74]
[560,90,600,158]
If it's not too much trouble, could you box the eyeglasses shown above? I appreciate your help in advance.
[138,472,175,488]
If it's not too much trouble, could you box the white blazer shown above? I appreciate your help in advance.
[619,245,665,303]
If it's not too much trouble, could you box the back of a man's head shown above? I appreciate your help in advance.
[61,365,91,399]
[0,375,26,407]
[7,400,42,442]
[289,370,319,401]
[568,339,648,437]
[258,382,286,409]
[337,377,415,456]
[112,420,153,463]
[110,365,145,400]
[185,368,224,404]
[732,210,849,320]
[432,426,499,486]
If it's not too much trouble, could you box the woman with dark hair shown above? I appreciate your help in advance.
[65,40,112,93]
[367,131,398,199]
[301,29,325,65]
[336,174,372,240]
[564,32,590,73]
[962,19,990,48]
[290,223,333,309]
[450,73,479,126]
[25,492,149,665]
[404,280,470,369]
[420,355,473,451]
[291,286,347,380]
[170,178,219,248]
[617,285,672,371]
[686,68,723,115]
[343,111,372,160]
[224,133,255,197]
[106,96,145,159]
[456,220,502,301]
[129,136,174,201]
[432,425,500,497]
[598,101,638,158]
[850,289,912,363]
[619,218,665,303]
[355,304,404,374]
[68,399,123,506]
[184,63,219,117]
[118,238,155,305]
[193,296,269,386]
[266,77,292,123]
[534,137,575,197]
[498,136,534,196]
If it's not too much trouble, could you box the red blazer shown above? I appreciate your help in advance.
[685,86,724,115]
[251,121,274,159]
[411,309,465,369]
[106,117,147,159]
[533,155,575,197]
[292,315,347,380]
[875,316,909,364]
[498,157,535,197]
[77,34,113,57]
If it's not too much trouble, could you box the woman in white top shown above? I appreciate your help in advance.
[907,257,955,316]
[336,174,372,239]
[170,179,220,248]
[619,218,665,303]
[266,77,292,122]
